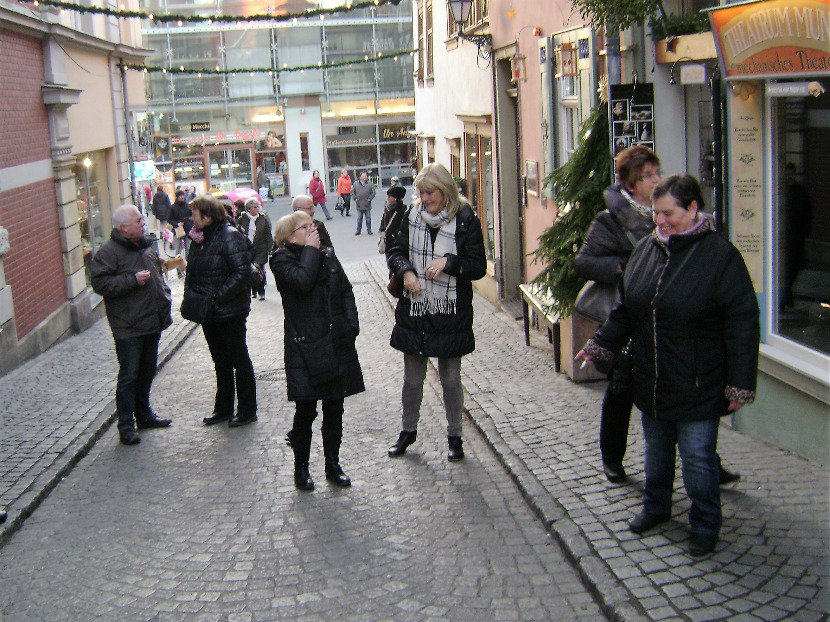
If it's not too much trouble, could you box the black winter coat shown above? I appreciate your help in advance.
[168,199,191,229]
[574,184,655,285]
[387,204,487,359]
[151,190,171,222]
[379,199,407,260]
[184,220,252,322]
[270,244,365,401]
[590,222,760,422]
[90,231,172,339]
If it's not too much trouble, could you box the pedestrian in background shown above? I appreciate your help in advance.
[351,171,376,235]
[168,189,191,275]
[337,169,353,216]
[386,163,486,461]
[151,185,171,231]
[186,194,258,428]
[90,205,173,445]
[237,197,273,301]
[292,194,333,248]
[577,174,759,557]
[378,185,407,258]
[270,210,364,490]
[309,170,332,220]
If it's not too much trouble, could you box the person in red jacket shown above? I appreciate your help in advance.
[308,170,332,220]
[337,169,353,216]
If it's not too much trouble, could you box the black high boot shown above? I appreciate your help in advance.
[286,430,314,491]
[322,429,351,487]
[447,436,464,461]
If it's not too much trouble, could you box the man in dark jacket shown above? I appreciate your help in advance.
[350,171,376,235]
[168,190,192,275]
[292,194,333,248]
[90,205,173,445]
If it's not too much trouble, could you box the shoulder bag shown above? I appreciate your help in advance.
[574,229,639,324]
[180,289,214,324]
[286,289,342,386]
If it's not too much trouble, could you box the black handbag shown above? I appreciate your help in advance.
[574,280,619,324]
[294,332,341,385]
[286,288,342,386]
[180,289,214,324]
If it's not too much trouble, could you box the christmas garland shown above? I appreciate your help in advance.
[121,49,416,75]
[18,0,402,24]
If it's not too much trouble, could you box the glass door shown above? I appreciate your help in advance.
[205,145,254,192]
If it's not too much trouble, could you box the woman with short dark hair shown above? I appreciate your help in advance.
[578,174,760,557]
[185,194,258,427]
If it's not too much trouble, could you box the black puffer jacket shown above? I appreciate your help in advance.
[90,231,172,339]
[184,220,252,322]
[270,243,365,401]
[379,199,407,260]
[151,189,171,222]
[575,184,655,285]
[387,204,487,358]
[588,221,760,422]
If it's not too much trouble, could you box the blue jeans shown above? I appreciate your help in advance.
[641,415,721,535]
[114,333,161,433]
[201,317,257,417]
[355,210,372,233]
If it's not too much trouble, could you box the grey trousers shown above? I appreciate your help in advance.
[402,353,463,437]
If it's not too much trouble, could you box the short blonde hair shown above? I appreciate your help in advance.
[274,211,312,246]
[413,162,466,220]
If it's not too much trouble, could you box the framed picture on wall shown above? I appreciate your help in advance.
[526,160,539,196]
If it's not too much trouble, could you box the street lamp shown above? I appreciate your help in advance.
[448,0,492,63]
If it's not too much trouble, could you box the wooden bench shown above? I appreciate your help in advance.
[518,284,562,372]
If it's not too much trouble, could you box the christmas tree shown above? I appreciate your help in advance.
[530,101,613,316]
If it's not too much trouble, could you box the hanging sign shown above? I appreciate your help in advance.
[609,82,655,156]
[708,0,830,80]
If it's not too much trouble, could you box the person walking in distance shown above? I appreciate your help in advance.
[309,170,333,220]
[351,171,376,235]
[90,205,173,445]
[337,169,353,216]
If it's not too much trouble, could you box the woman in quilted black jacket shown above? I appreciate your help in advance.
[185,194,257,428]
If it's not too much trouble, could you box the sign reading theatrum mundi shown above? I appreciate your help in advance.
[708,0,829,80]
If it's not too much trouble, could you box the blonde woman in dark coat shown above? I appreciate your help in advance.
[270,211,364,490]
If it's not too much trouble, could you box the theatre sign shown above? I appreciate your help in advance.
[708,0,829,80]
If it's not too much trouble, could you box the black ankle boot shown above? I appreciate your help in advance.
[325,460,352,487]
[388,430,417,457]
[447,436,464,461]
[294,463,315,491]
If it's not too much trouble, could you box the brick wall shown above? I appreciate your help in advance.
[0,29,68,338]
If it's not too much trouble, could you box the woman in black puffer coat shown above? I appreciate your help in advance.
[575,146,661,484]
[385,163,486,462]
[185,194,257,428]
[578,175,759,557]
[270,210,364,491]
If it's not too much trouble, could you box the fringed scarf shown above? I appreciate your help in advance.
[406,206,458,317]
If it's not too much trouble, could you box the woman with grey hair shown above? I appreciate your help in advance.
[386,163,487,461]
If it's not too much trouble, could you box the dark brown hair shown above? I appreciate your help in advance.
[616,145,660,190]
[189,194,227,224]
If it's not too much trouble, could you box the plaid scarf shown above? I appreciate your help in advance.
[406,206,458,316]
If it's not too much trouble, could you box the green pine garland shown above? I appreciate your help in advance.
[530,102,613,317]
[122,50,416,75]
[17,0,402,23]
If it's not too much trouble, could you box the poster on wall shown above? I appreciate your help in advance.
[609,83,655,155]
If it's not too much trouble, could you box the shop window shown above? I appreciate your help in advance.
[772,96,830,357]
[74,152,111,283]
[425,0,434,80]
[464,132,495,261]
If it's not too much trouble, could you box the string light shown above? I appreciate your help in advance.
[17,0,404,24]
[119,50,416,76]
